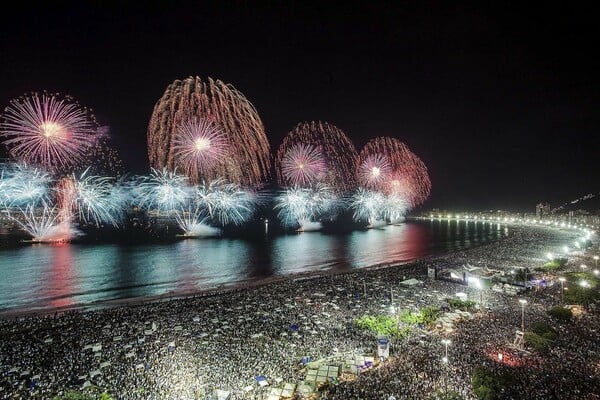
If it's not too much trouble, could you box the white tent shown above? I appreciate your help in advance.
[214,389,230,400]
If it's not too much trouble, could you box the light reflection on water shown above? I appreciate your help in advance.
[0,220,503,313]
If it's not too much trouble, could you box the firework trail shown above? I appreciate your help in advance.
[174,205,222,237]
[357,137,430,208]
[279,143,327,188]
[276,121,358,192]
[0,92,99,172]
[79,127,124,176]
[7,205,81,242]
[147,76,270,185]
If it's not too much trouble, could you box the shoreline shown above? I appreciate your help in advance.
[0,219,517,320]
[0,220,583,320]
[0,256,422,320]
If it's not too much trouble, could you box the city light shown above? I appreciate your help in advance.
[559,277,566,303]
[519,299,527,332]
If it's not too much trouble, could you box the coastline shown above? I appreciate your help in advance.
[0,255,422,320]
[1,220,522,319]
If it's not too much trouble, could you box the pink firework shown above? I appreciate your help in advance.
[358,137,431,208]
[357,153,391,190]
[280,143,326,187]
[275,121,358,192]
[387,173,415,200]
[148,76,271,186]
[172,118,229,180]
[0,92,98,172]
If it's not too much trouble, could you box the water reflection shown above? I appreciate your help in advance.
[0,221,505,313]
[44,243,76,309]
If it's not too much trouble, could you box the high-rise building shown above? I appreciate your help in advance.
[536,202,551,219]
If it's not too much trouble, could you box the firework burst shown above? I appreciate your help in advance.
[7,205,81,242]
[172,118,229,180]
[357,137,430,208]
[148,76,270,185]
[357,153,391,190]
[350,188,387,225]
[174,205,222,237]
[133,168,190,213]
[279,143,326,188]
[0,92,99,172]
[275,184,341,230]
[0,163,51,207]
[276,121,358,192]
[194,179,259,226]
[72,169,125,227]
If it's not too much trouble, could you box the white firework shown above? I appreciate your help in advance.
[73,169,125,227]
[275,184,341,229]
[134,168,191,212]
[194,179,258,226]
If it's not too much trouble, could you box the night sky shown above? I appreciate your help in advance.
[1,1,598,212]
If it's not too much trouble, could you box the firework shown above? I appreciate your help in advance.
[357,153,391,190]
[72,169,126,227]
[385,193,409,224]
[133,168,190,213]
[148,76,270,185]
[79,127,124,176]
[351,188,410,227]
[279,143,326,188]
[275,184,341,230]
[194,179,259,226]
[172,118,229,180]
[0,92,99,172]
[0,163,51,207]
[357,137,430,208]
[276,121,358,192]
[7,205,81,242]
[174,205,222,237]
[350,188,387,226]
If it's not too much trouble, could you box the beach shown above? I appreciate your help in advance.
[1,223,599,399]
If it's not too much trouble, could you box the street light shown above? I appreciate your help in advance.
[441,339,451,361]
[519,299,527,332]
[558,277,566,303]
[580,280,589,288]
[580,264,587,272]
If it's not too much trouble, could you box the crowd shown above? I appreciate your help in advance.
[1,224,599,399]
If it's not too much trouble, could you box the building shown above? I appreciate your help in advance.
[536,202,551,219]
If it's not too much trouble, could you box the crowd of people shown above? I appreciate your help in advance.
[1,224,599,399]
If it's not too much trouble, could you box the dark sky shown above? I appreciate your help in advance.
[1,1,598,212]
